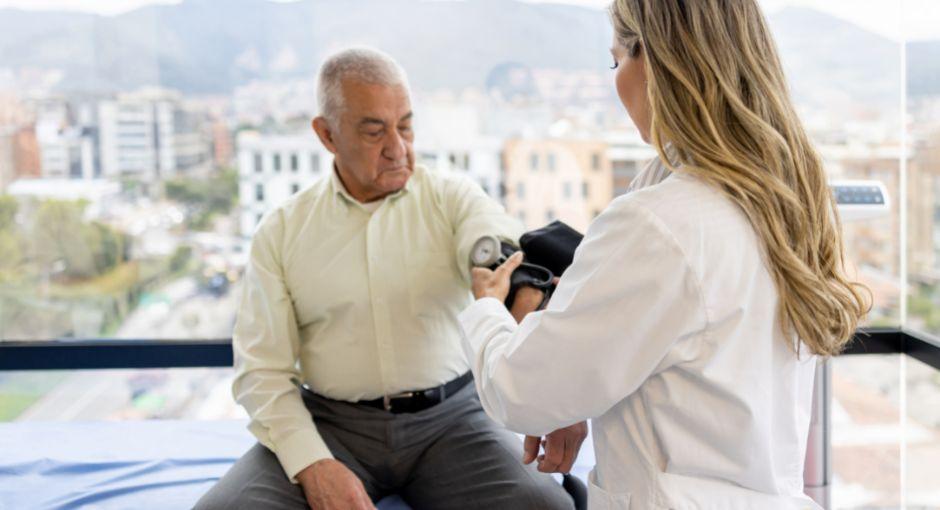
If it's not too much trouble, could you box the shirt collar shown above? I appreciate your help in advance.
[330,162,415,210]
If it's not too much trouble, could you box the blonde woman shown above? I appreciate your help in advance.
[459,1,869,508]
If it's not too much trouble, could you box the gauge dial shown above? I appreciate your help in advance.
[470,235,501,267]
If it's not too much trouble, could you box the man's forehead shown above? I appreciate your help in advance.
[342,80,411,117]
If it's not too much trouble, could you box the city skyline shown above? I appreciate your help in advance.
[1,2,938,506]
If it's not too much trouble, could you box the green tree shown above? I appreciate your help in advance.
[0,195,17,231]
[169,245,193,273]
[0,195,20,275]
[32,200,83,272]
[31,199,126,280]
[0,230,21,274]
[86,222,127,274]
[164,168,239,230]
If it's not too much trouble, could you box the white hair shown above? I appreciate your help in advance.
[316,47,410,127]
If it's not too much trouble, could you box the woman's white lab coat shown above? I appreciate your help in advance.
[458,170,823,510]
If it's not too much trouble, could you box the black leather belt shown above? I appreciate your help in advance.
[359,372,473,414]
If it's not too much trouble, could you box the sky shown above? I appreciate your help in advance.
[0,0,937,41]
[538,0,939,41]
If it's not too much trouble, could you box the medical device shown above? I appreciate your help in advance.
[831,180,890,222]
[471,221,583,309]
[470,235,554,309]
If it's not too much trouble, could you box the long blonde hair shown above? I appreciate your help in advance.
[610,0,870,356]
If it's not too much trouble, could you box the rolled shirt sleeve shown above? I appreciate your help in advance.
[231,212,333,482]
[440,173,524,283]
[458,199,709,436]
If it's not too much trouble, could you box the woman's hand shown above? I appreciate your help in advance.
[523,421,589,474]
[471,251,524,301]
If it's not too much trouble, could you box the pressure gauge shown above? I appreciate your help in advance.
[471,235,502,267]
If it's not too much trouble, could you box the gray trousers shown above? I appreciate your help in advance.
[195,382,573,510]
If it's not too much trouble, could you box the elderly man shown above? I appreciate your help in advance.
[196,48,584,510]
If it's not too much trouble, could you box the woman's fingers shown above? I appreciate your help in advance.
[495,251,524,278]
[522,435,541,464]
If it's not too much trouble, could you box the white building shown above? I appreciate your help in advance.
[604,129,658,196]
[33,98,98,180]
[99,88,210,181]
[414,99,504,201]
[415,138,504,200]
[237,132,330,236]
[36,126,87,180]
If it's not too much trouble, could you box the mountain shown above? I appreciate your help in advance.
[908,40,940,97]
[0,0,926,108]
[768,6,900,109]
[0,0,612,94]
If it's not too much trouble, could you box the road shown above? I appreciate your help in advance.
[15,278,243,421]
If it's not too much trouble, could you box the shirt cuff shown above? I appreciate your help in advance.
[273,427,335,484]
[458,297,514,351]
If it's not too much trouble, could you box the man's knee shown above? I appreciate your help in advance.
[192,443,305,510]
[193,484,239,510]
[194,479,306,510]
[511,476,575,510]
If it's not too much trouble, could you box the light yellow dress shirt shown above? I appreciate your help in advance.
[232,164,523,481]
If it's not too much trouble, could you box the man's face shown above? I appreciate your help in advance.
[316,80,415,202]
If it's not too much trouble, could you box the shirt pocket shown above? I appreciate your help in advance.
[588,469,633,510]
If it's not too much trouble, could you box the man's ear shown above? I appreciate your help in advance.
[312,117,338,155]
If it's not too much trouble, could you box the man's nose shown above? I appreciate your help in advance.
[382,129,407,161]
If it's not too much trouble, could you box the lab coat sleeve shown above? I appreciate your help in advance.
[440,172,524,284]
[458,199,708,435]
[231,212,333,483]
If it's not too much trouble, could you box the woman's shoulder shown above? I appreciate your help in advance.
[602,171,757,259]
[621,171,745,223]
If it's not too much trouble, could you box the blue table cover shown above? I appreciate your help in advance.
[0,420,593,509]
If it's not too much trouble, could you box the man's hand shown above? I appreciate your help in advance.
[508,276,560,323]
[523,421,588,474]
[471,251,524,301]
[296,459,374,510]
[509,286,545,323]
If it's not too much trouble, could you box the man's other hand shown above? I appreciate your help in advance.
[509,276,559,323]
[522,421,588,474]
[509,286,545,323]
[296,459,375,510]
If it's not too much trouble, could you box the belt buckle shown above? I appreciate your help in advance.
[383,391,414,412]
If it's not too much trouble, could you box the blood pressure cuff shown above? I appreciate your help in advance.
[519,220,583,276]
[498,220,583,309]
